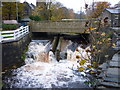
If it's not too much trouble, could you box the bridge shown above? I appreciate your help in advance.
[29,19,99,33]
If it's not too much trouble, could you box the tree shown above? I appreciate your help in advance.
[32,2,52,20]
[32,1,75,21]
[2,2,25,20]
[50,2,75,21]
[86,1,110,18]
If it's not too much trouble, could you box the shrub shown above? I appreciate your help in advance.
[29,16,41,21]
[29,16,34,20]
[2,24,18,30]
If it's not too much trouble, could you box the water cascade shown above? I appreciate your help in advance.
[3,40,91,88]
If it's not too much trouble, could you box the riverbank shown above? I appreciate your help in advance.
[97,51,120,89]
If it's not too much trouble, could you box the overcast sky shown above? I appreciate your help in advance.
[20,0,120,13]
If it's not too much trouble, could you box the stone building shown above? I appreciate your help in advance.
[21,2,35,26]
[100,8,120,27]
[23,1,35,17]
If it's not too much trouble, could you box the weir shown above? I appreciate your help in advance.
[2,35,92,88]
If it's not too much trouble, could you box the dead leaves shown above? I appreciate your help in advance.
[78,67,85,71]
[79,59,87,65]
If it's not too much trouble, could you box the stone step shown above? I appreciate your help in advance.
[96,86,119,90]
[96,86,107,89]
[109,61,120,68]
[98,72,106,78]
[106,68,120,76]
[100,81,120,88]
[98,62,108,70]
[107,74,120,78]
[104,77,120,83]
[112,54,120,62]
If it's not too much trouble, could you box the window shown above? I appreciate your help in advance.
[114,15,119,19]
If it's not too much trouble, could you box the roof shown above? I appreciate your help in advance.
[3,20,18,24]
[23,1,35,10]
[29,4,35,10]
[21,17,31,22]
[106,8,120,14]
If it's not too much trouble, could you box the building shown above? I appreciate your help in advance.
[23,1,35,17]
[100,8,120,27]
[114,1,120,8]
[21,2,35,26]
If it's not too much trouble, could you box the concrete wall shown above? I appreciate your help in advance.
[29,20,99,33]
[2,34,31,71]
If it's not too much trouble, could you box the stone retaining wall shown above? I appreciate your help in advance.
[2,33,31,71]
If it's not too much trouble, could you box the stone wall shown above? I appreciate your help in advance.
[2,33,31,71]
[29,20,99,33]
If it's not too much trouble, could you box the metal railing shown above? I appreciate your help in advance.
[0,26,29,43]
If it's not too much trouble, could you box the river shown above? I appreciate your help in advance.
[2,39,92,88]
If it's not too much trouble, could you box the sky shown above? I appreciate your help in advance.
[20,0,120,13]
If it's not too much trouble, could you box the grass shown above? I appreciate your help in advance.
[21,45,29,61]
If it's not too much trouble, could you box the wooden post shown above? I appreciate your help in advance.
[51,36,59,53]
[56,37,63,61]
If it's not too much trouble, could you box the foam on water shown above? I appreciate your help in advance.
[4,40,90,88]
[6,61,88,88]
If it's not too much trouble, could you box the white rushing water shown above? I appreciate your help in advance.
[4,40,90,88]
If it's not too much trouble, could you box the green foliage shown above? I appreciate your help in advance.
[84,80,97,86]
[50,3,75,21]
[29,16,34,20]
[32,2,50,20]
[21,54,26,60]
[21,46,29,61]
[32,1,75,21]
[29,16,41,21]
[0,82,3,87]
[2,2,25,20]
[2,24,18,30]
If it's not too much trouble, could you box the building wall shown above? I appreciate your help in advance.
[24,2,32,16]
[101,10,120,27]
[112,14,120,27]
[100,10,111,26]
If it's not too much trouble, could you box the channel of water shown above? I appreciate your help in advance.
[2,38,92,88]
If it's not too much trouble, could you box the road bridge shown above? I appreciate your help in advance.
[29,19,99,33]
